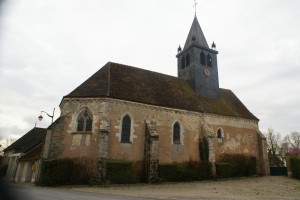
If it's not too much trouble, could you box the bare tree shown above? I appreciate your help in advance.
[285,132,300,148]
[284,131,300,156]
[0,138,16,155]
[266,129,281,155]
[265,128,284,167]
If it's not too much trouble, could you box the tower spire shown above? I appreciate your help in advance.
[193,0,198,15]
[176,12,220,99]
[183,15,208,50]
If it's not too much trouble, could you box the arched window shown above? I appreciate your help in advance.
[217,128,223,144]
[186,52,190,66]
[207,54,212,67]
[173,122,181,144]
[181,56,186,69]
[121,115,131,143]
[200,51,206,65]
[77,109,93,132]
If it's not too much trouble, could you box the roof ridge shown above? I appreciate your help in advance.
[108,61,178,80]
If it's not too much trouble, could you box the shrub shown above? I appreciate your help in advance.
[290,157,300,179]
[216,163,232,178]
[37,157,95,186]
[181,160,210,180]
[159,160,210,182]
[217,154,256,177]
[159,163,179,182]
[106,160,141,184]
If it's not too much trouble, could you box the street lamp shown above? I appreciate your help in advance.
[38,108,55,125]
[36,108,55,183]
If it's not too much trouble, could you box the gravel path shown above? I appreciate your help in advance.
[67,176,300,200]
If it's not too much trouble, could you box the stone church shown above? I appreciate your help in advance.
[42,15,270,182]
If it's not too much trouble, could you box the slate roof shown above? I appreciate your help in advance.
[18,143,43,161]
[64,62,258,121]
[184,15,209,50]
[4,127,47,153]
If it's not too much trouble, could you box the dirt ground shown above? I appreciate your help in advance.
[67,176,300,200]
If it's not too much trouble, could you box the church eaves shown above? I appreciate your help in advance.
[183,15,209,50]
[64,62,258,121]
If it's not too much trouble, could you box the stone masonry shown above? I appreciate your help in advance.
[40,96,270,184]
[95,119,110,183]
[144,120,159,183]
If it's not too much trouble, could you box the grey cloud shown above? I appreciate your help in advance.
[0,0,300,140]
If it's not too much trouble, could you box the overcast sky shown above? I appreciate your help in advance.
[0,0,299,140]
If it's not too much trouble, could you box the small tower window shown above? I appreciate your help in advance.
[173,122,181,144]
[181,56,186,69]
[77,109,93,132]
[186,52,190,66]
[200,51,206,65]
[121,115,131,143]
[207,54,212,67]
[192,36,196,42]
[217,128,224,144]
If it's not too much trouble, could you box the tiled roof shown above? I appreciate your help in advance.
[4,127,46,153]
[64,62,258,121]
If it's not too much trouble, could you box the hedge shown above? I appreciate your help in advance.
[216,163,232,178]
[216,154,257,177]
[37,157,95,186]
[159,160,210,182]
[106,160,142,184]
[290,157,300,179]
[159,164,179,182]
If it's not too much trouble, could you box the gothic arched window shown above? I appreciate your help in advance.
[173,122,181,144]
[181,56,186,69]
[77,109,93,132]
[207,54,212,67]
[186,52,190,66]
[200,51,206,65]
[121,115,131,143]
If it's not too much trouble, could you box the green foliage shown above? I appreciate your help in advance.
[199,137,209,161]
[159,160,210,182]
[290,157,300,179]
[37,157,95,186]
[107,160,141,184]
[0,164,8,177]
[217,154,257,177]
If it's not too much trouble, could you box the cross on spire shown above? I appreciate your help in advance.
[193,0,198,15]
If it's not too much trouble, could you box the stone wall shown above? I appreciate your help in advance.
[58,97,260,165]
[47,116,70,159]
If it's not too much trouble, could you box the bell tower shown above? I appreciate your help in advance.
[176,15,219,99]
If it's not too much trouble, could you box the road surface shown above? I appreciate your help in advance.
[0,181,156,200]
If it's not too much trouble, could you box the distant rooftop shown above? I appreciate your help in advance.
[4,127,47,153]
